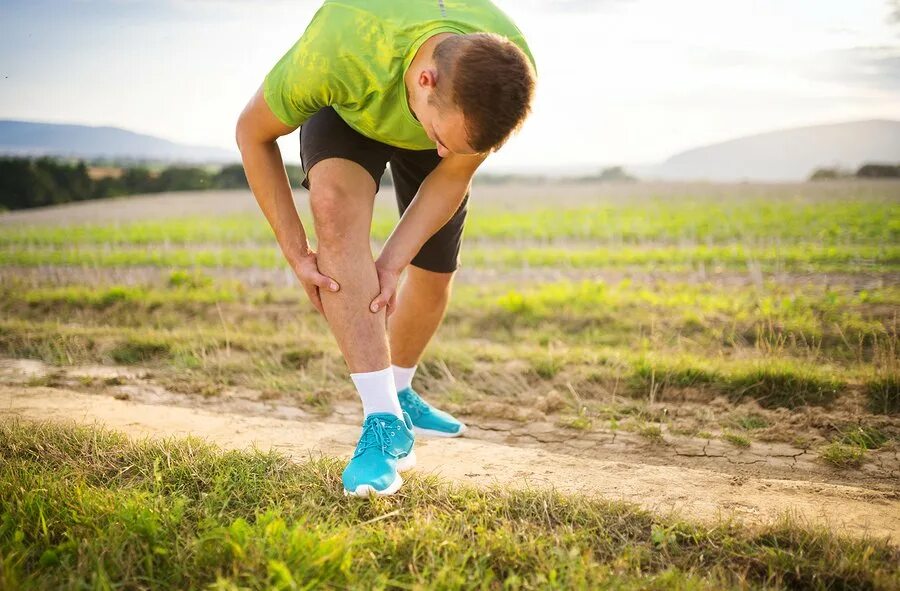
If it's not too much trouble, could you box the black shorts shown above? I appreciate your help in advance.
[298,106,468,274]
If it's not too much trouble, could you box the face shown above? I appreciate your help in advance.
[412,69,479,157]
[422,97,477,158]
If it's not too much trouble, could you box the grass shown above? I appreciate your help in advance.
[3,316,880,415]
[108,337,174,364]
[559,415,593,431]
[867,376,900,414]
[818,442,867,468]
[3,418,898,590]
[637,424,664,443]
[1,184,898,586]
[1,190,897,246]
[837,426,889,450]
[723,364,841,409]
[728,414,769,431]
[3,242,897,272]
[722,432,752,448]
[4,278,897,360]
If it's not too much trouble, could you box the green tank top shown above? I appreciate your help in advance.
[263,0,536,151]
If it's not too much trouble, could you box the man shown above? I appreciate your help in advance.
[236,0,536,497]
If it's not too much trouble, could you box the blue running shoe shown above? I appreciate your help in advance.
[342,411,416,497]
[398,386,467,438]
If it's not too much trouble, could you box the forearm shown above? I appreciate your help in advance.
[239,139,310,262]
[378,171,470,271]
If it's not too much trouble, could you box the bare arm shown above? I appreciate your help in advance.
[369,151,488,314]
[235,85,339,314]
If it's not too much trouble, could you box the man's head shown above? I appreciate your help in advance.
[407,32,536,157]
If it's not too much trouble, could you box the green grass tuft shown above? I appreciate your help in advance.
[838,426,888,450]
[725,365,840,409]
[818,442,866,468]
[866,376,899,415]
[109,337,173,364]
[728,414,769,431]
[722,431,752,448]
[638,424,664,443]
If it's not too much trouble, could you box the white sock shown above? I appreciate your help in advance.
[350,367,403,418]
[391,364,418,391]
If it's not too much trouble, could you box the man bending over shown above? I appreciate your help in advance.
[236,0,536,497]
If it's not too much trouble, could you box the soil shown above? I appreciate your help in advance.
[2,358,897,544]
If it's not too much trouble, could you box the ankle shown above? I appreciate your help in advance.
[391,363,418,391]
[351,367,403,418]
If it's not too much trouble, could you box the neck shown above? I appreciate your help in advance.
[404,32,457,121]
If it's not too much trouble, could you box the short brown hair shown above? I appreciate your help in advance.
[432,33,536,153]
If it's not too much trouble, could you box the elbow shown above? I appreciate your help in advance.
[235,106,257,154]
[235,115,247,154]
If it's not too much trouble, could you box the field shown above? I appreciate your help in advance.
[1,180,899,588]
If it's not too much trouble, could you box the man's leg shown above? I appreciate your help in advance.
[308,158,389,373]
[387,148,469,436]
[308,157,415,496]
[308,158,403,418]
[388,265,455,368]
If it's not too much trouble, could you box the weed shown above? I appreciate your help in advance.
[837,426,888,450]
[818,442,866,468]
[530,355,563,380]
[559,415,593,431]
[109,338,172,364]
[638,424,664,443]
[728,413,769,431]
[726,364,840,409]
[722,431,751,448]
[280,348,321,370]
[866,376,899,415]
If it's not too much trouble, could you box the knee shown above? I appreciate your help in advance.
[309,183,354,247]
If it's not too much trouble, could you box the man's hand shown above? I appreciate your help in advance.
[289,248,340,317]
[368,151,487,316]
[369,259,402,317]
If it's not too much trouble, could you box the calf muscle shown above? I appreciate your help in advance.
[308,159,390,373]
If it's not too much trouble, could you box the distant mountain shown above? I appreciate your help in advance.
[0,120,238,164]
[635,120,900,182]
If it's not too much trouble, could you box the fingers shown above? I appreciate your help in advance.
[304,284,326,317]
[385,291,398,318]
[312,272,340,293]
[369,287,394,314]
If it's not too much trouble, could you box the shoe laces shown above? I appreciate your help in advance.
[353,415,400,458]
[399,389,430,418]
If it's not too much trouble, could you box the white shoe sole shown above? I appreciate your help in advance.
[343,451,417,498]
[413,423,468,438]
[397,450,417,471]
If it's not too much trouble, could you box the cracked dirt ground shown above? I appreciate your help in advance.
[1,358,898,544]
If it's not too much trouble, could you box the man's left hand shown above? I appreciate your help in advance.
[370,261,402,317]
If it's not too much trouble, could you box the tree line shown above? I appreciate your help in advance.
[0,158,314,211]
[809,163,900,181]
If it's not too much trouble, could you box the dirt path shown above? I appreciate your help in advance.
[3,385,898,544]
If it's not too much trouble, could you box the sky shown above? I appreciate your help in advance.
[1,0,899,172]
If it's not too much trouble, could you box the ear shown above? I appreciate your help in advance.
[417,67,438,90]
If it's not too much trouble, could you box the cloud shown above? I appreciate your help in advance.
[822,45,900,92]
[513,0,633,13]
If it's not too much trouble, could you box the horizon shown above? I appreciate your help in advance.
[3,116,899,176]
[2,0,899,172]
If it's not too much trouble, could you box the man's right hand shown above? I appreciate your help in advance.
[290,249,340,317]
